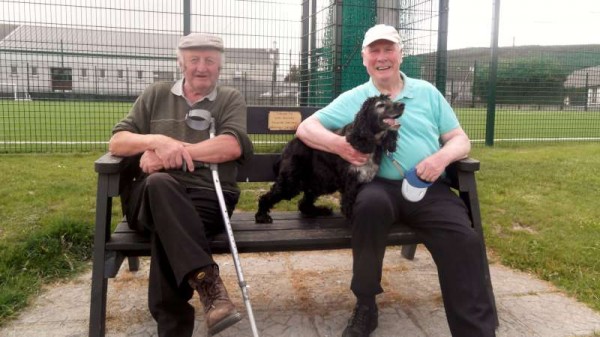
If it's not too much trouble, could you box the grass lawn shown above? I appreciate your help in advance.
[456,108,600,142]
[0,100,129,152]
[471,143,600,310]
[0,143,599,326]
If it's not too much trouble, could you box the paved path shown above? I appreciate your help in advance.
[2,247,600,337]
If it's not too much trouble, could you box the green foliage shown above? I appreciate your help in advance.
[564,87,589,106]
[284,64,300,82]
[435,45,600,107]
[473,58,571,105]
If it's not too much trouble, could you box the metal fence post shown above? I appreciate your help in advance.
[486,0,501,146]
[436,0,449,96]
[300,0,310,106]
[333,0,343,98]
[584,72,589,112]
[183,0,190,35]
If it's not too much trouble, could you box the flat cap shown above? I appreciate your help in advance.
[178,33,224,51]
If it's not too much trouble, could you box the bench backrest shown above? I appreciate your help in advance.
[237,106,320,182]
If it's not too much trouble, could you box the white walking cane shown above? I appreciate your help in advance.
[207,118,260,337]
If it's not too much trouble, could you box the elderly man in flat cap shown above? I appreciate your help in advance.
[109,33,252,337]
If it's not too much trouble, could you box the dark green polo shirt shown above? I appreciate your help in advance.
[112,80,253,194]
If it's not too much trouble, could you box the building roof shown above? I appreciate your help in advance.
[564,65,600,88]
[0,24,273,65]
[0,24,18,40]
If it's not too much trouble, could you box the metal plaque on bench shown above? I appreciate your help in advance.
[268,111,302,131]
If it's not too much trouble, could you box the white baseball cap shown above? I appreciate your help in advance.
[362,24,403,48]
[401,168,433,202]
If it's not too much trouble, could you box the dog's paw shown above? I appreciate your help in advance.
[255,212,273,224]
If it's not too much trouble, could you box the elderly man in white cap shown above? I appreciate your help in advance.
[109,33,252,336]
[297,24,496,337]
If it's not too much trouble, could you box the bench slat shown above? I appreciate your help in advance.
[113,213,349,232]
[107,212,417,253]
[231,211,343,222]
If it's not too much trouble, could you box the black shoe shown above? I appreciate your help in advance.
[341,304,378,337]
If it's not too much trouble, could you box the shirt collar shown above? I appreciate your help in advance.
[368,71,415,100]
[171,78,218,105]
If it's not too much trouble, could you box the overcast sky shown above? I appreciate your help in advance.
[448,0,600,50]
[2,0,599,51]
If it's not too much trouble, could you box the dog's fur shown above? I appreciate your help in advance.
[255,95,405,223]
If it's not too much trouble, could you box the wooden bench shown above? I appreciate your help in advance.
[89,106,497,337]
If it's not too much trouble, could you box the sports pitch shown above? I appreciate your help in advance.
[1,100,599,152]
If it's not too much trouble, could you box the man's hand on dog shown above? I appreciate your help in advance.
[334,135,369,166]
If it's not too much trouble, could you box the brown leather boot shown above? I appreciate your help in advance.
[188,265,242,336]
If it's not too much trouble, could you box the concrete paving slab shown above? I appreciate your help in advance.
[1,247,599,337]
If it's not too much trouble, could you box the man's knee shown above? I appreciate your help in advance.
[465,230,486,255]
[145,172,178,192]
[352,187,395,233]
[445,227,482,255]
[353,187,393,219]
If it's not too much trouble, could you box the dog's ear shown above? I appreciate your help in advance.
[381,130,398,153]
[347,129,376,154]
[346,100,377,153]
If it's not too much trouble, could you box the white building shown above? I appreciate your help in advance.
[564,65,600,107]
[0,24,280,100]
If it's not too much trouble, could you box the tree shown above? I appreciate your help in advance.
[284,64,300,82]
[473,58,571,105]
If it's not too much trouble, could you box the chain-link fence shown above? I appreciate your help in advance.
[0,0,599,153]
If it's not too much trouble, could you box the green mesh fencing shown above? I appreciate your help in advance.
[446,46,600,145]
[1,0,598,153]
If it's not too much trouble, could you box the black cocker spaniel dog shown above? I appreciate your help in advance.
[255,94,405,224]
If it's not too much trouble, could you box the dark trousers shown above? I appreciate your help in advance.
[126,172,238,337]
[350,177,496,337]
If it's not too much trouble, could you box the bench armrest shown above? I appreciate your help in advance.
[446,157,479,191]
[454,157,480,172]
[447,157,483,233]
[94,153,125,174]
